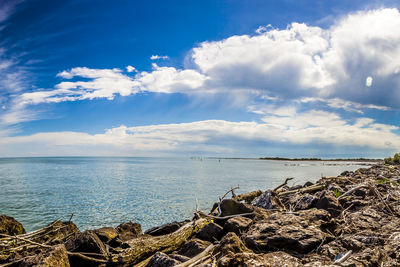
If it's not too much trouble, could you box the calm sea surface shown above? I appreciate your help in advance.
[0,157,370,232]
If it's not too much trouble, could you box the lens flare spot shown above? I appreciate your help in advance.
[366,76,373,87]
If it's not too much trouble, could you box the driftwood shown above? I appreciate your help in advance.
[273,177,294,192]
[0,225,107,265]
[332,250,352,265]
[196,211,253,220]
[337,184,368,200]
[175,244,215,267]
[112,218,210,266]
[277,184,325,196]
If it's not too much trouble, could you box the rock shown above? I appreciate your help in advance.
[0,214,26,235]
[234,190,263,203]
[288,193,317,211]
[196,222,223,242]
[344,248,386,266]
[94,227,118,243]
[211,199,254,217]
[18,244,70,267]
[145,221,187,236]
[146,252,181,267]
[244,209,334,254]
[169,253,190,262]
[251,190,281,210]
[223,216,252,235]
[304,181,314,187]
[176,238,211,258]
[218,251,302,267]
[65,230,108,266]
[315,190,342,217]
[215,232,250,256]
[327,183,344,195]
[65,230,107,255]
[117,222,142,241]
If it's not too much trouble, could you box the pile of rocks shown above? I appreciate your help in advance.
[1,162,400,266]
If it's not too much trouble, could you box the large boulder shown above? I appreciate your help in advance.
[176,238,211,258]
[210,199,254,217]
[223,216,252,235]
[244,209,334,254]
[116,222,142,241]
[215,232,250,256]
[0,215,26,235]
[196,222,223,242]
[64,230,107,266]
[314,191,342,217]
[94,227,118,243]
[65,230,107,255]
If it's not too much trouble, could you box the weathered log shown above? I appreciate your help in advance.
[175,244,215,267]
[278,184,325,196]
[112,218,210,266]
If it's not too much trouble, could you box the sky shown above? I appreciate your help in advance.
[1,0,400,158]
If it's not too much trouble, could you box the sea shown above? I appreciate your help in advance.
[0,157,371,232]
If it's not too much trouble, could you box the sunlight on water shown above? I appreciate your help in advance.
[0,157,370,231]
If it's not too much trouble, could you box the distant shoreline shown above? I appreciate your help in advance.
[205,156,382,162]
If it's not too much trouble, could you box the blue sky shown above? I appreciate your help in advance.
[1,0,400,157]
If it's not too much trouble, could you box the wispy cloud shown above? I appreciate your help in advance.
[0,0,24,24]
[150,55,169,60]
[0,0,32,126]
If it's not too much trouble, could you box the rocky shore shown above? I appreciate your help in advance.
[1,161,400,266]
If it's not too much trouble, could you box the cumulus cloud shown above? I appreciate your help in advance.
[15,8,400,110]
[16,64,208,107]
[1,111,399,156]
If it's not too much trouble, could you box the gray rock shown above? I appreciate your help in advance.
[117,222,142,241]
[244,209,334,254]
[176,238,211,258]
[223,216,252,235]
[251,190,281,210]
[196,222,223,242]
[146,252,180,267]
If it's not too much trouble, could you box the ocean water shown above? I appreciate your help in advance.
[0,157,370,232]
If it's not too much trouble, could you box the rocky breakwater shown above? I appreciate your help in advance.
[2,162,400,266]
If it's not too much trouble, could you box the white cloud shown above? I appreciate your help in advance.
[298,97,389,114]
[1,111,399,156]
[126,65,137,73]
[11,8,400,112]
[2,6,400,160]
[150,55,169,60]
[16,64,208,107]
